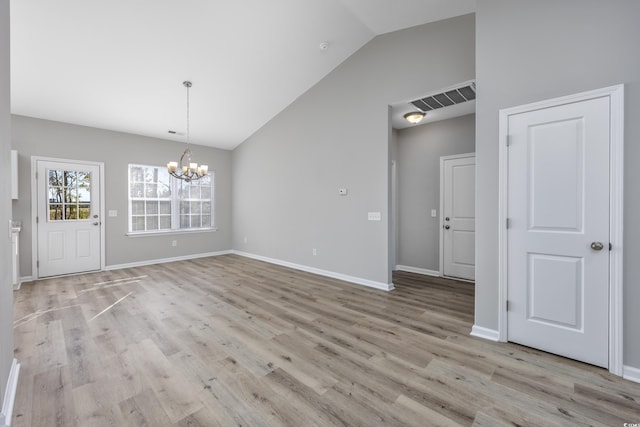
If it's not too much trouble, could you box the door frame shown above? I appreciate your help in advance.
[31,156,106,279]
[497,85,624,375]
[439,152,476,279]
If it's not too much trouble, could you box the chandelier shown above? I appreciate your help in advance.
[167,81,208,182]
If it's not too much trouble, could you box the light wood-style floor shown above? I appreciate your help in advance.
[12,254,640,426]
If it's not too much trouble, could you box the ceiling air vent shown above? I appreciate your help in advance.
[410,82,476,112]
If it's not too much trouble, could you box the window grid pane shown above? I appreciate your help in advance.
[177,177,213,231]
[128,164,214,233]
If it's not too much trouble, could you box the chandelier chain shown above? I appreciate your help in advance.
[185,80,190,147]
[167,80,208,182]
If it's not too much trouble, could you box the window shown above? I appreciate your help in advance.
[48,169,92,221]
[128,164,213,233]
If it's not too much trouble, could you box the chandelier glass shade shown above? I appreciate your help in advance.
[167,81,208,182]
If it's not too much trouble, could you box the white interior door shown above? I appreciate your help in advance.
[507,96,610,368]
[36,160,102,278]
[441,154,475,280]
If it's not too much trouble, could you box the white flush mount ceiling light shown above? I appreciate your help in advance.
[167,81,208,182]
[403,111,426,124]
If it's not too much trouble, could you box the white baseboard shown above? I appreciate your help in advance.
[470,325,500,341]
[30,249,394,293]
[469,326,639,383]
[233,250,394,292]
[395,265,440,277]
[14,276,32,291]
[105,250,233,271]
[1,359,20,427]
[623,365,640,383]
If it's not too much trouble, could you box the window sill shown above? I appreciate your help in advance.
[126,228,218,237]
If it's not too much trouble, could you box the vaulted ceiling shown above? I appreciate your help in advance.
[10,0,475,150]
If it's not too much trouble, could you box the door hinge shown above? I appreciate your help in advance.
[35,171,38,180]
[506,300,510,311]
[37,260,39,268]
[506,135,511,147]
[609,242,612,251]
[506,218,511,229]
[36,216,39,224]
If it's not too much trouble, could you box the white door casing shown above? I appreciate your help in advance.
[440,153,475,281]
[32,158,105,278]
[497,85,624,375]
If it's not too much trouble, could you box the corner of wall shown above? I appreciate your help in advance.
[0,359,19,427]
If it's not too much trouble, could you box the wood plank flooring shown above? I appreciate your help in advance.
[12,254,640,426]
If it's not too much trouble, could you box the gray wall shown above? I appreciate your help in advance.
[0,0,12,411]
[476,0,640,369]
[394,114,475,272]
[232,14,475,285]
[11,115,233,277]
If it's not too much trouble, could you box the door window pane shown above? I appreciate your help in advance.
[47,168,92,221]
[50,204,63,220]
[78,204,91,219]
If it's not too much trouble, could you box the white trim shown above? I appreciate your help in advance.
[127,164,215,235]
[126,228,218,237]
[470,325,500,342]
[105,250,232,271]
[607,85,625,377]
[439,152,476,278]
[395,265,440,277]
[30,156,106,280]
[497,104,509,343]
[623,365,640,384]
[32,248,393,292]
[14,276,33,291]
[0,359,20,427]
[233,250,394,291]
[497,84,624,377]
[390,160,398,285]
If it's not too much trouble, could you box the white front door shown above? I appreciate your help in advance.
[36,159,102,278]
[506,96,610,368]
[441,154,475,281]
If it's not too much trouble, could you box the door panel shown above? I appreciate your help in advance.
[77,230,92,258]
[47,231,65,260]
[37,160,101,277]
[452,231,474,266]
[527,254,582,328]
[528,119,584,231]
[442,155,475,280]
[507,96,609,368]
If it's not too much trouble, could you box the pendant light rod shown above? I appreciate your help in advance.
[184,80,191,146]
[167,80,209,182]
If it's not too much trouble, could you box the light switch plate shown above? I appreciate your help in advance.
[368,212,381,221]
[108,210,118,217]
[431,209,437,218]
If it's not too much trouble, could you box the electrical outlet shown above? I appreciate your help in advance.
[313,248,317,256]
[243,236,248,244]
